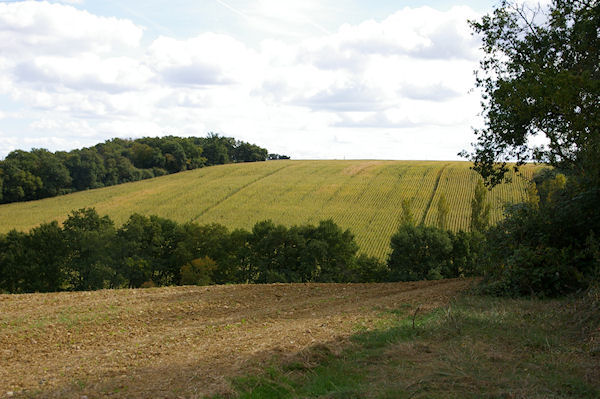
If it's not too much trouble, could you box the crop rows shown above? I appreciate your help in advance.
[0,160,542,260]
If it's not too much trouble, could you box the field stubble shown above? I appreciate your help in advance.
[0,279,471,398]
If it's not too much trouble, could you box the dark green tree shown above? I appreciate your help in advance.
[400,198,415,226]
[0,161,43,202]
[462,0,600,186]
[470,180,491,233]
[0,230,28,293]
[62,208,116,291]
[388,225,453,281]
[25,221,68,292]
[436,193,449,230]
[310,219,358,282]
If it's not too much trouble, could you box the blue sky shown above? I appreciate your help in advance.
[0,0,511,160]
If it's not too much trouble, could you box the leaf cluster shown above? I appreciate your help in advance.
[0,209,384,293]
[463,0,600,186]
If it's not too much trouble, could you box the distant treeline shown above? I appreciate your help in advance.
[0,208,483,294]
[0,134,288,204]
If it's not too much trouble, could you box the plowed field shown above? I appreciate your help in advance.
[0,279,471,398]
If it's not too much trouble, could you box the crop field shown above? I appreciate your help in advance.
[0,160,540,259]
[0,279,471,398]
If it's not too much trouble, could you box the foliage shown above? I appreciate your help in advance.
[436,193,449,230]
[0,209,377,293]
[462,0,600,186]
[62,208,116,291]
[481,175,600,296]
[470,179,491,233]
[388,224,456,281]
[349,254,389,283]
[180,257,217,286]
[463,1,600,296]
[388,190,488,282]
[399,198,415,226]
[0,134,272,204]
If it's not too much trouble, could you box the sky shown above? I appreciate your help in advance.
[0,0,509,160]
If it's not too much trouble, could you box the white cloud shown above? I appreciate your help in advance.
[0,2,484,160]
[298,6,479,65]
[0,1,143,56]
[291,80,388,112]
[13,54,152,93]
[148,33,260,86]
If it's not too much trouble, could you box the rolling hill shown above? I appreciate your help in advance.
[0,160,540,259]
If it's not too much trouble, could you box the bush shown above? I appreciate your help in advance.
[349,254,388,283]
[479,172,600,297]
[388,225,452,281]
[180,257,217,286]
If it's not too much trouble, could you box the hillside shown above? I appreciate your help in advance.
[0,160,539,259]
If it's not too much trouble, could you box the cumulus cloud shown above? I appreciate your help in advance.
[0,2,484,160]
[333,112,417,129]
[148,33,260,86]
[13,55,152,93]
[0,1,143,56]
[292,81,388,112]
[297,5,479,69]
[399,82,461,102]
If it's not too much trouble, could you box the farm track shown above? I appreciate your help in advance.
[189,163,292,222]
[0,279,472,398]
[421,163,448,225]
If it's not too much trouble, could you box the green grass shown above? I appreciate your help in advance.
[0,160,540,259]
[212,293,600,399]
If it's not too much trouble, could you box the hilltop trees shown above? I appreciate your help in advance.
[0,134,273,205]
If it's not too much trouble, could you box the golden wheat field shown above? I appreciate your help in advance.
[0,160,540,259]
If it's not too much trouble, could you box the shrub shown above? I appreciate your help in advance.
[388,225,452,281]
[180,257,217,286]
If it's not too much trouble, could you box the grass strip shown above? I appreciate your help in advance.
[212,294,600,399]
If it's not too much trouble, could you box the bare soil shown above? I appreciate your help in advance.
[0,279,472,398]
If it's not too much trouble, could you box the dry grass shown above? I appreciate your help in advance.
[222,292,599,399]
[0,279,471,398]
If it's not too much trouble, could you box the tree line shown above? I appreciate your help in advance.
[0,205,489,294]
[0,209,369,293]
[0,134,287,204]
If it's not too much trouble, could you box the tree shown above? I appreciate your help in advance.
[180,257,217,286]
[400,198,415,226]
[25,221,68,292]
[461,0,600,186]
[436,194,449,230]
[470,180,491,233]
[0,230,28,293]
[62,208,116,291]
[388,224,453,281]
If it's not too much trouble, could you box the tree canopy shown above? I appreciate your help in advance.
[462,0,599,186]
[0,134,277,204]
